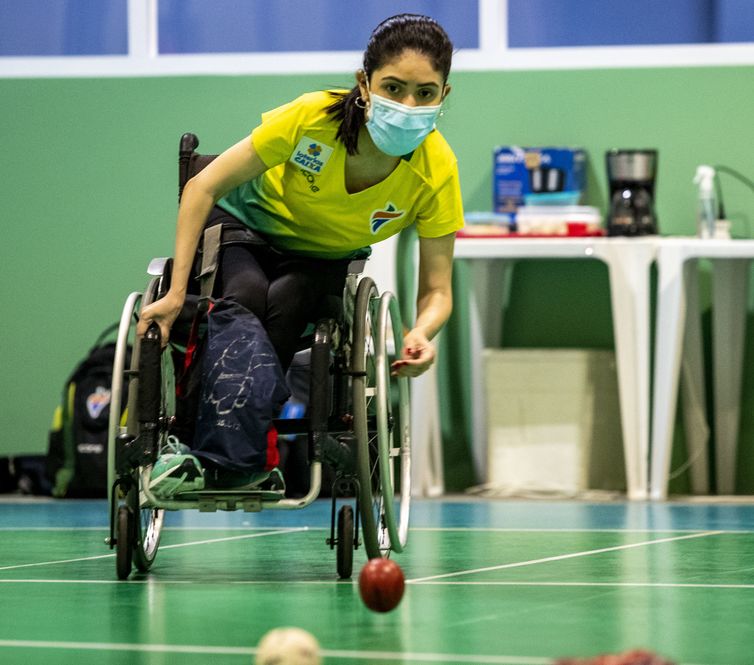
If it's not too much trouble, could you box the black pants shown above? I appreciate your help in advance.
[208,207,350,371]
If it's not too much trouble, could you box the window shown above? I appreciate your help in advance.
[157,0,478,55]
[507,0,754,48]
[2,0,753,77]
[0,0,127,56]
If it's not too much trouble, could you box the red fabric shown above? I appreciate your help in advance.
[555,649,676,665]
[176,301,214,398]
[265,423,280,471]
[177,340,197,399]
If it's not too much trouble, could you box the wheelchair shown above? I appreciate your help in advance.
[106,134,412,581]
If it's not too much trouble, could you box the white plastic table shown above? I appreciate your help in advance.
[650,238,754,499]
[416,236,658,501]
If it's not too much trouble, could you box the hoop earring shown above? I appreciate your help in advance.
[354,96,367,109]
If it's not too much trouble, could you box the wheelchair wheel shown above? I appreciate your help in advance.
[108,273,169,578]
[351,278,412,559]
[135,293,173,571]
[129,275,170,572]
[336,504,354,579]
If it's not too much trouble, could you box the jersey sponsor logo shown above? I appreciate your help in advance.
[299,168,320,192]
[86,385,111,419]
[370,203,405,234]
[77,443,104,455]
[290,136,333,174]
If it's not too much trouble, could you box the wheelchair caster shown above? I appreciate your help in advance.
[116,506,133,580]
[336,504,355,579]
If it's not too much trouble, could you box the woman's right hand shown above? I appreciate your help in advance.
[136,291,185,346]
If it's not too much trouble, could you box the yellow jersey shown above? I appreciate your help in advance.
[217,91,464,259]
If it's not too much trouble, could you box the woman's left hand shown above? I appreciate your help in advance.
[391,329,435,377]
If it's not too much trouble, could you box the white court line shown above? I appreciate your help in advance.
[410,580,754,590]
[0,578,346,585]
[0,525,732,533]
[411,527,725,534]
[0,638,716,665]
[0,526,317,532]
[408,531,724,583]
[0,639,551,664]
[2,578,754,591]
[157,527,307,550]
[0,527,307,572]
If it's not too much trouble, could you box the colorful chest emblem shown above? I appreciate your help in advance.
[290,136,334,174]
[86,385,111,420]
[370,203,405,234]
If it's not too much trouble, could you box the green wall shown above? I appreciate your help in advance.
[2,66,754,491]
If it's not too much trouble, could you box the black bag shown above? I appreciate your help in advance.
[0,456,51,495]
[47,324,130,497]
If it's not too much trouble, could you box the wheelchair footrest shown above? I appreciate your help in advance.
[173,489,285,512]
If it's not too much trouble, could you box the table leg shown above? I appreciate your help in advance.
[679,263,711,495]
[649,248,688,500]
[712,258,750,494]
[410,364,444,496]
[601,243,653,500]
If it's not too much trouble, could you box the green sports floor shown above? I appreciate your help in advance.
[1,496,753,665]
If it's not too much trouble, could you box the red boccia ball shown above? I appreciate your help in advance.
[358,558,405,613]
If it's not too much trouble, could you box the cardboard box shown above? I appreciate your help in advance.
[493,146,587,218]
[483,348,625,494]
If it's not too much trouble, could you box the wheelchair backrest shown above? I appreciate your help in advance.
[178,133,217,201]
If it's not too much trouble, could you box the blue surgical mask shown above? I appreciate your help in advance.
[365,91,442,157]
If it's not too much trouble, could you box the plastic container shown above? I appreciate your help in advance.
[459,212,513,237]
[693,165,716,239]
[515,205,602,236]
[523,191,581,206]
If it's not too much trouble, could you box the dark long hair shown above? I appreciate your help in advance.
[326,14,454,155]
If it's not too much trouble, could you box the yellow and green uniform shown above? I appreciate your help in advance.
[217,91,464,260]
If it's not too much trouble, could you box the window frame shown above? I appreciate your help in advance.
[1,0,753,78]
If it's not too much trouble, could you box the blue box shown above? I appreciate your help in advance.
[493,146,587,217]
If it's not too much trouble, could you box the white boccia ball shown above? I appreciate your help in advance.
[255,627,322,665]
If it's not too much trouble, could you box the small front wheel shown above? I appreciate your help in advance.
[336,505,354,579]
[131,480,165,573]
[116,506,133,580]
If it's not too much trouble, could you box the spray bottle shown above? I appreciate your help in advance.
[693,165,717,239]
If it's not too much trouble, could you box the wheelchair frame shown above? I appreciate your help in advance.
[105,134,412,580]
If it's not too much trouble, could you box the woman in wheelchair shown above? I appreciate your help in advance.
[136,14,464,498]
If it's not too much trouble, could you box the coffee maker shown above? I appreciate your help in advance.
[606,149,658,236]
